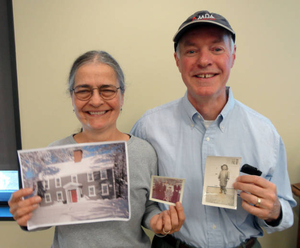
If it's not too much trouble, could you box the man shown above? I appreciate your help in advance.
[131,10,296,248]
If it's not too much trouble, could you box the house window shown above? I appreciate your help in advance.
[45,193,52,203]
[100,170,107,180]
[87,172,94,182]
[55,178,61,188]
[101,184,109,196]
[71,175,77,183]
[43,180,50,190]
[88,186,96,196]
[56,191,63,202]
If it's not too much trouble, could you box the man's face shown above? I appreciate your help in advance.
[174,26,236,105]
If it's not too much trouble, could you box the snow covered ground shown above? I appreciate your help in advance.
[28,197,129,230]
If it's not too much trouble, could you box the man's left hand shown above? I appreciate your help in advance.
[233,175,281,223]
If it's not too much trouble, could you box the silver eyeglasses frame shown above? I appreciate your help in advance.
[72,84,121,101]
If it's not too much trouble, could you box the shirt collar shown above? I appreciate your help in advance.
[220,86,235,120]
[180,86,235,131]
[181,91,198,122]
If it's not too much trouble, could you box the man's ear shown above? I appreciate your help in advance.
[231,45,237,68]
[175,52,179,66]
[174,52,181,73]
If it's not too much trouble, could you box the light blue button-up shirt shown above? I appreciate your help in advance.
[131,87,296,248]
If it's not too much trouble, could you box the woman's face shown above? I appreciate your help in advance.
[71,62,124,134]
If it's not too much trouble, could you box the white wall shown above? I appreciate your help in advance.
[2,0,299,247]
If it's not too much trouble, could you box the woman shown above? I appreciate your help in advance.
[9,50,184,248]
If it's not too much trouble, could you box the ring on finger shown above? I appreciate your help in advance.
[163,228,170,235]
[255,197,261,207]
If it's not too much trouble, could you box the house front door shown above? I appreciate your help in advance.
[71,189,77,202]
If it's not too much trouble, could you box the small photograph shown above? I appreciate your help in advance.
[202,156,241,210]
[150,176,185,206]
[18,141,129,230]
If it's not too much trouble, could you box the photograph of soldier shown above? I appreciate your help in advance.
[219,164,230,194]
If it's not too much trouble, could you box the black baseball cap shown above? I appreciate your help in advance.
[173,10,235,51]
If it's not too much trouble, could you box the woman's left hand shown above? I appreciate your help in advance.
[150,202,185,235]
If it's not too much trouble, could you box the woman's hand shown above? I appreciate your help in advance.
[150,202,185,235]
[8,188,41,227]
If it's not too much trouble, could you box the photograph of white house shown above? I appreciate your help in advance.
[18,141,129,230]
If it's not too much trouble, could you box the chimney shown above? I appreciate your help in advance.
[74,149,83,163]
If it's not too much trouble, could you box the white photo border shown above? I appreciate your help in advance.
[150,175,185,206]
[202,156,241,210]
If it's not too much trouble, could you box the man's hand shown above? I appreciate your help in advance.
[150,202,185,235]
[233,175,281,223]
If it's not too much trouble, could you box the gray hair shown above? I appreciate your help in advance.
[68,50,125,94]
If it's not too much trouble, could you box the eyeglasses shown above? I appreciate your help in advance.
[72,85,121,101]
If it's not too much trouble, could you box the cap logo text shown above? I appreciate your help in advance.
[193,13,215,21]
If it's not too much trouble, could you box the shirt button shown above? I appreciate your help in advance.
[212,224,216,229]
[191,123,194,127]
[198,115,201,119]
[206,137,210,141]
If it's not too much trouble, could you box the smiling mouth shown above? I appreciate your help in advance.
[88,111,108,115]
[195,74,215,78]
